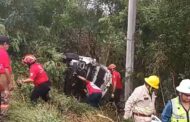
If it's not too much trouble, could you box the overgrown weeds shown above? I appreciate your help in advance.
[6,86,128,122]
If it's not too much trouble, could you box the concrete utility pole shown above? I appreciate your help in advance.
[125,0,137,100]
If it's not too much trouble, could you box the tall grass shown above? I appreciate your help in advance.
[6,86,130,122]
[7,87,63,122]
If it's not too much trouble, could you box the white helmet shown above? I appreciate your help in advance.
[176,79,190,94]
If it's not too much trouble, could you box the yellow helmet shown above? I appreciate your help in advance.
[144,75,160,89]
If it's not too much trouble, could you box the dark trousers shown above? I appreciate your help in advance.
[87,93,102,107]
[31,81,51,103]
[114,89,122,109]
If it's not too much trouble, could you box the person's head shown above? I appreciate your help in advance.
[176,79,190,103]
[108,64,116,72]
[0,36,10,50]
[144,75,160,94]
[22,54,37,66]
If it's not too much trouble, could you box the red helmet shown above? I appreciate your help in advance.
[22,54,36,65]
[108,64,116,69]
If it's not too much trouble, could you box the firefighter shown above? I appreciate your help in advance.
[161,79,190,122]
[123,75,160,122]
[18,54,51,103]
[0,36,13,109]
[108,64,123,110]
[77,75,102,107]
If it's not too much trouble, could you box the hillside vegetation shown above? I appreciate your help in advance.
[5,86,129,122]
[0,0,190,121]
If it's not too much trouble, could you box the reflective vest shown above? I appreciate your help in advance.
[171,97,190,122]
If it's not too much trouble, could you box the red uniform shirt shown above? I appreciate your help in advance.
[29,63,49,86]
[0,48,12,74]
[86,81,102,95]
[111,70,122,89]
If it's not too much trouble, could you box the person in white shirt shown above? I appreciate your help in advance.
[123,75,160,122]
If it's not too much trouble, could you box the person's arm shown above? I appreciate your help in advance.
[112,80,116,93]
[1,68,11,99]
[111,73,117,97]
[4,68,12,90]
[21,78,34,83]
[77,75,87,82]
[20,66,36,84]
[161,100,172,122]
[123,88,139,120]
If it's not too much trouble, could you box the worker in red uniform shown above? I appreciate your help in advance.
[0,36,13,108]
[108,64,123,110]
[77,75,102,107]
[19,54,51,103]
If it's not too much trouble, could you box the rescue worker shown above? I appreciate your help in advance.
[108,64,123,110]
[123,75,160,122]
[161,79,190,122]
[19,54,51,103]
[77,75,102,107]
[0,36,13,108]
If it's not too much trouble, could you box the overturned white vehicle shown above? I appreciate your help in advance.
[63,53,112,103]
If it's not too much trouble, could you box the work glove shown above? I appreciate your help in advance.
[111,93,114,98]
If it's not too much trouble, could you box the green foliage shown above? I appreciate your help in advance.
[10,33,27,53]
[0,24,6,34]
[35,45,65,88]
[2,0,190,118]
[133,0,190,102]
[8,88,117,122]
[34,0,69,26]
[5,0,37,34]
[8,86,124,122]
[50,89,94,115]
[8,91,63,122]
